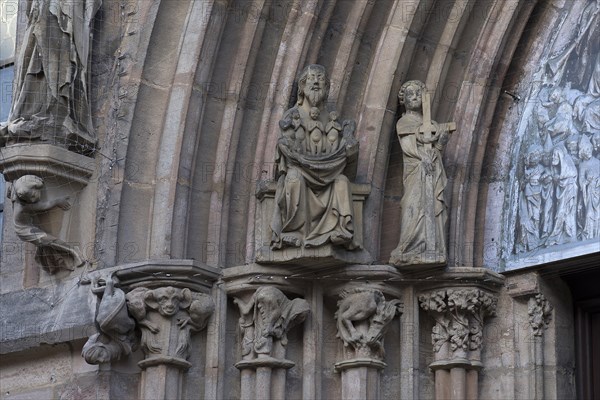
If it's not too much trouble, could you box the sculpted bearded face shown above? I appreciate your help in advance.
[299,65,329,107]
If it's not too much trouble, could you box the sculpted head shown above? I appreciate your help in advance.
[399,80,426,112]
[526,144,543,166]
[297,64,330,108]
[579,136,593,161]
[13,175,44,203]
[145,287,192,317]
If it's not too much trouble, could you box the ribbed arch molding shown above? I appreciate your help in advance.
[110,0,565,269]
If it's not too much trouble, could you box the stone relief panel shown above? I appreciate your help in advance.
[334,288,402,360]
[506,0,600,267]
[0,0,101,155]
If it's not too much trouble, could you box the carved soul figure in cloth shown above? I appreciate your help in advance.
[0,0,101,154]
[271,64,359,249]
[390,80,454,266]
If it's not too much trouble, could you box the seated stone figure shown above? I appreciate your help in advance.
[271,64,359,250]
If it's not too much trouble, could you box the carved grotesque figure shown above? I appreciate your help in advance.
[82,278,137,364]
[335,288,401,360]
[10,175,84,272]
[125,286,214,360]
[234,286,309,359]
[390,80,455,266]
[0,0,101,154]
[271,64,359,250]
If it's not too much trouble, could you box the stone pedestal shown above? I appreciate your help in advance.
[235,356,295,400]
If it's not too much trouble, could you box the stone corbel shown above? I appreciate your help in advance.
[419,287,498,400]
[0,144,95,273]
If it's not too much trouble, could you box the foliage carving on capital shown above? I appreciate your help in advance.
[528,293,553,336]
[419,288,497,356]
[335,288,402,360]
[234,286,310,360]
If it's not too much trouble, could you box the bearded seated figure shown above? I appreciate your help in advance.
[255,65,371,265]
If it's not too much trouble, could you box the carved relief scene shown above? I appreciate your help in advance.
[508,0,600,262]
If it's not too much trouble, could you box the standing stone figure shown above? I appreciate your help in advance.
[518,145,546,251]
[390,80,455,266]
[546,145,578,246]
[578,136,600,239]
[271,64,359,249]
[0,0,101,154]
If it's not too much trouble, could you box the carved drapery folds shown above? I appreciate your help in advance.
[234,286,309,362]
[419,288,497,368]
[390,81,455,267]
[82,278,136,364]
[528,293,553,336]
[8,174,86,273]
[233,286,309,400]
[0,0,100,154]
[255,64,372,266]
[512,0,600,257]
[335,288,402,361]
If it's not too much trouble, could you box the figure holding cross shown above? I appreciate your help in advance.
[390,80,456,267]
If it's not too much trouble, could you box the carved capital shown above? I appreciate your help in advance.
[335,288,402,361]
[234,286,309,364]
[419,288,497,365]
[528,293,553,336]
[83,280,215,367]
[126,286,214,366]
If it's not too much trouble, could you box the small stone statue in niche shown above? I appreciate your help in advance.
[271,64,359,250]
[390,80,456,267]
[9,175,84,273]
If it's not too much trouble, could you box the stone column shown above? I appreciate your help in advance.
[233,286,310,400]
[528,293,553,400]
[333,287,402,400]
[126,286,215,400]
[419,287,497,400]
[82,260,220,400]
